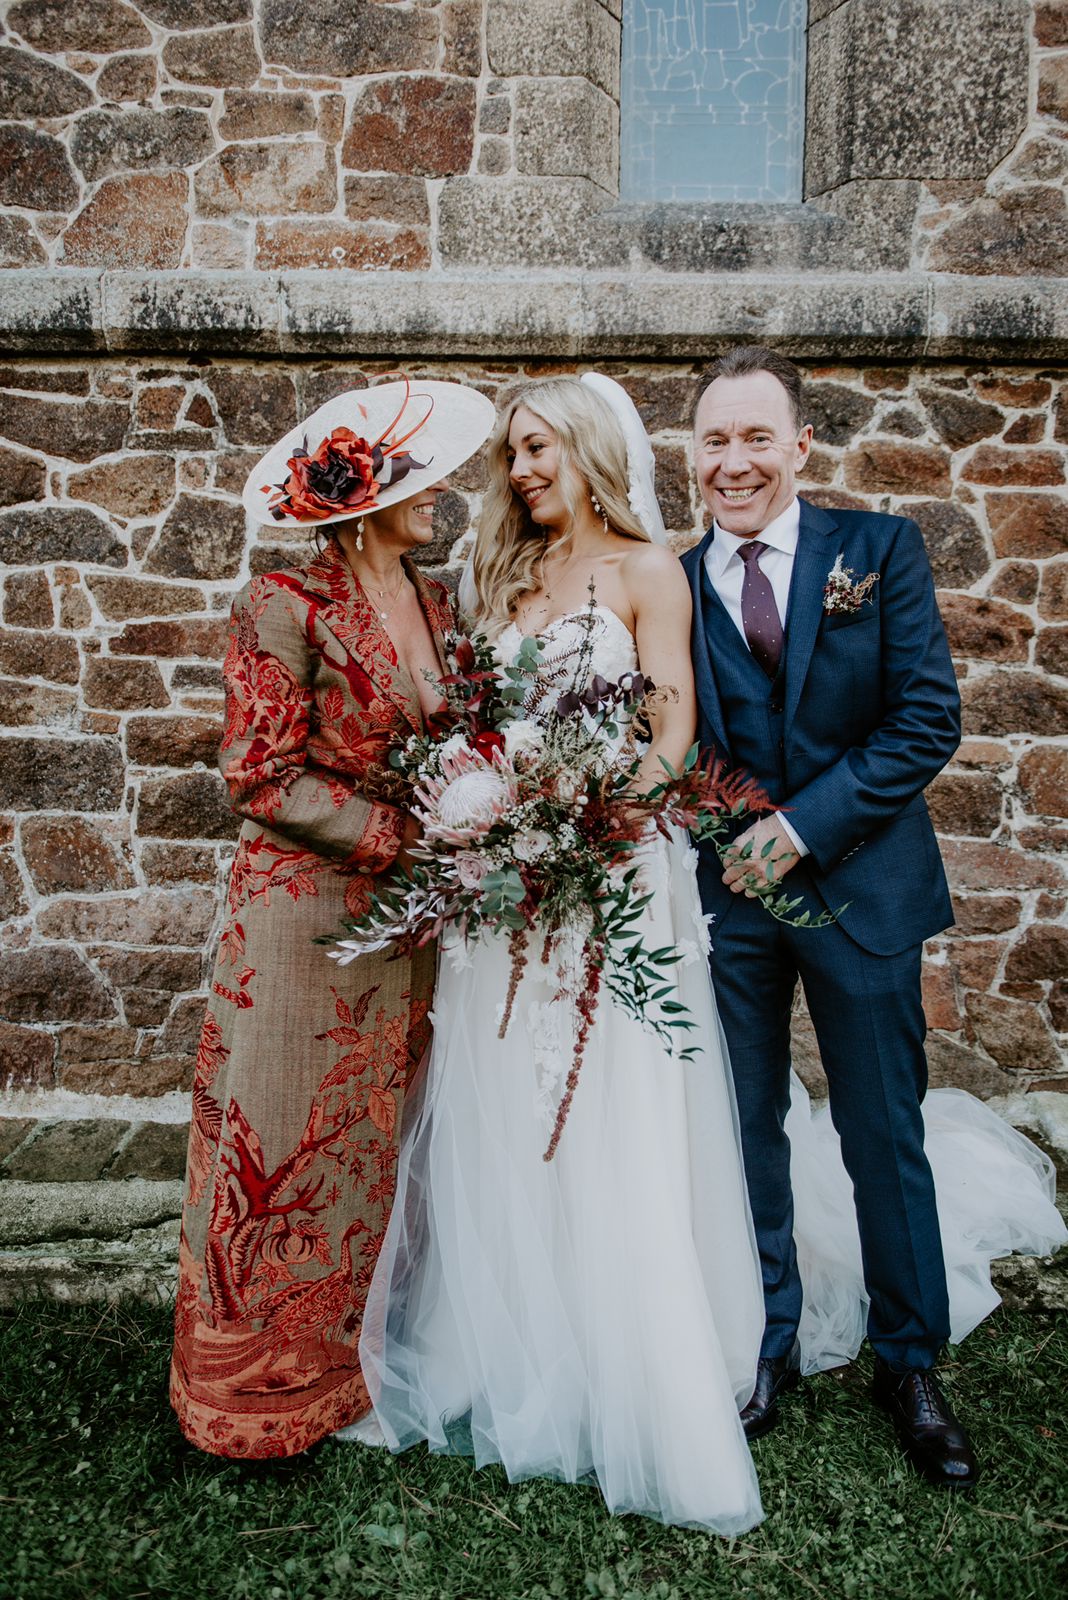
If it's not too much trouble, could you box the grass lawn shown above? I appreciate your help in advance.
[1,1301,1065,1600]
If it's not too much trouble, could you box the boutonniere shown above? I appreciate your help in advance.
[823,553,879,615]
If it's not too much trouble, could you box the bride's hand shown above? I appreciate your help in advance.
[611,786,659,836]
[395,813,423,877]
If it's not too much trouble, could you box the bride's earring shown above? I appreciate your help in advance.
[355,518,365,553]
[591,492,608,533]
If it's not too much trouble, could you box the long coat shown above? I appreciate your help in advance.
[170,537,452,1459]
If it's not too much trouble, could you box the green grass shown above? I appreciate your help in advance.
[0,1302,1065,1600]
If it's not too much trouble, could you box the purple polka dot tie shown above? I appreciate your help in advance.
[737,540,783,680]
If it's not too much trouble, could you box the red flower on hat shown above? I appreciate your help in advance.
[264,377,435,524]
[271,427,381,522]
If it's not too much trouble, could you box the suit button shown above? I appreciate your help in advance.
[770,700,783,713]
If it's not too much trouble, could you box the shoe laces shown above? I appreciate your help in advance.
[900,1370,948,1427]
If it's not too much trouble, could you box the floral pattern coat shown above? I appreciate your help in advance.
[170,537,452,1459]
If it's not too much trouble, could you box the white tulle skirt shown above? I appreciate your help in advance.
[358,832,1066,1533]
[360,833,767,1534]
[789,1080,1066,1375]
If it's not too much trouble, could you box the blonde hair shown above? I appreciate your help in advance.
[468,378,649,635]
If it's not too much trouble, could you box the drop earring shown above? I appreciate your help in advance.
[591,492,608,533]
[355,518,365,553]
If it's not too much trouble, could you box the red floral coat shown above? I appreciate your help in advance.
[170,538,452,1459]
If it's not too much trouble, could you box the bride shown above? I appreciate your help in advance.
[347,376,1064,1533]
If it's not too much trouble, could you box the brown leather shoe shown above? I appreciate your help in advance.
[872,1360,979,1487]
[740,1355,801,1440]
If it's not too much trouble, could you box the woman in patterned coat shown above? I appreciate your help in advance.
[170,380,495,1458]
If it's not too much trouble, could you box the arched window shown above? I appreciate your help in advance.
[620,0,808,203]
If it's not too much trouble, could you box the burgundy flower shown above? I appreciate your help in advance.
[272,427,381,522]
[472,729,505,761]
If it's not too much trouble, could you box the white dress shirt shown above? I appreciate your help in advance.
[702,496,808,857]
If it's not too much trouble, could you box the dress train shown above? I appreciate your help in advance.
[789,1078,1066,1374]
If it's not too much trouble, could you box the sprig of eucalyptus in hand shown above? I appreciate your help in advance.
[642,745,841,930]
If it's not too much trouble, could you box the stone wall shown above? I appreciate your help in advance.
[0,354,1065,1187]
[0,0,1067,1281]
[0,1,1064,276]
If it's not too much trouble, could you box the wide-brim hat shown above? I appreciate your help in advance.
[243,377,497,529]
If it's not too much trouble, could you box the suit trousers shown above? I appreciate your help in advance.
[701,861,951,1372]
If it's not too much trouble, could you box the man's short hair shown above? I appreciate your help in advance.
[696,346,806,434]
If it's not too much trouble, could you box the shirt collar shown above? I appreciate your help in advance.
[706,497,801,578]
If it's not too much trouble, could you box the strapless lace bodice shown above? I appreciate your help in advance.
[497,606,638,682]
[496,607,640,754]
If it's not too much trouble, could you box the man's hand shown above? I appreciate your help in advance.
[722,814,800,898]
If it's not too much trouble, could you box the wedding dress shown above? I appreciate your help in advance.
[360,606,767,1533]
[357,606,1066,1532]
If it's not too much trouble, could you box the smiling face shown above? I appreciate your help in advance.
[693,371,812,537]
[506,405,581,533]
[363,478,451,550]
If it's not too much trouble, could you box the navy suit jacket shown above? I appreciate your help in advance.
[681,497,961,956]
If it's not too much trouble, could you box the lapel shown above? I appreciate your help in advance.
[783,497,839,732]
[300,538,448,732]
[683,527,731,757]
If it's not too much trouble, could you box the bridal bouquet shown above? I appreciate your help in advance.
[326,601,830,1158]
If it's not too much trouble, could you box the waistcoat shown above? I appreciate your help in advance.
[701,564,788,804]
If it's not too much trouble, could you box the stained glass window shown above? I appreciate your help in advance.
[620,0,808,203]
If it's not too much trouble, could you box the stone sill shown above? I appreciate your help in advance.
[0,1179,183,1249]
[589,200,846,274]
[0,269,1066,360]
[0,1198,1060,1310]
[0,1179,181,1307]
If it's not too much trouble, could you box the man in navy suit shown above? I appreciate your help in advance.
[682,346,977,1486]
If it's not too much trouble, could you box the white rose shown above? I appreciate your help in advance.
[503,719,545,764]
[455,851,490,889]
[513,828,553,863]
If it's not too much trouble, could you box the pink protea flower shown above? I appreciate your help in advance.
[414,749,518,844]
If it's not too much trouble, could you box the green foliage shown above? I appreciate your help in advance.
[1,1303,1066,1600]
[494,638,545,722]
[480,868,529,926]
[597,875,698,1057]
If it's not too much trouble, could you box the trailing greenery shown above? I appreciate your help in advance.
[1,1301,1065,1600]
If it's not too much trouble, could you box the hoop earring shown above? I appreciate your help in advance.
[591,492,608,533]
[355,517,365,553]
